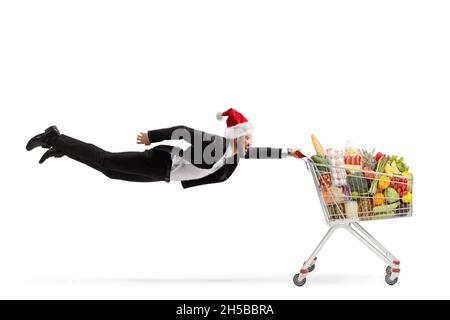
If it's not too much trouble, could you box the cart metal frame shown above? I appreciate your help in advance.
[293,157,411,286]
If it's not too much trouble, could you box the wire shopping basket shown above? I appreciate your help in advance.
[293,154,413,286]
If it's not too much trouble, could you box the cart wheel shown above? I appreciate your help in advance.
[386,266,392,274]
[385,273,398,286]
[293,274,307,287]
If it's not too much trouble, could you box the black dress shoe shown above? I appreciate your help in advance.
[26,125,60,151]
[39,146,64,164]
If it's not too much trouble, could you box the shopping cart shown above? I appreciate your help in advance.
[292,153,413,286]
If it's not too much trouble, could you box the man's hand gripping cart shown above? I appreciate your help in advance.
[293,154,413,286]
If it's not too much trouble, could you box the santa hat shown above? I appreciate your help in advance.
[216,108,254,139]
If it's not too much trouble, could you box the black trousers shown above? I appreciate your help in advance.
[50,134,173,182]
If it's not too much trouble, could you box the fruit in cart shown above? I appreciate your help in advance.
[377,175,391,190]
[401,171,412,179]
[373,192,385,206]
[389,177,396,189]
[401,192,412,203]
[401,171,413,192]
[389,160,402,175]
[384,162,393,175]
[384,187,399,204]
[384,156,403,175]
[390,176,410,195]
[351,191,360,199]
[384,162,398,175]
[311,134,326,156]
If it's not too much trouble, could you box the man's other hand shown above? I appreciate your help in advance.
[136,132,151,145]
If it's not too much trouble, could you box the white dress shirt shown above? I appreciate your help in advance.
[169,142,234,181]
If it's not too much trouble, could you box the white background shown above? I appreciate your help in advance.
[0,0,448,299]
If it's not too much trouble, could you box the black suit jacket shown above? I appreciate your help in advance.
[148,125,283,188]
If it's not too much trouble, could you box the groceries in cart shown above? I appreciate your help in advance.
[309,135,413,223]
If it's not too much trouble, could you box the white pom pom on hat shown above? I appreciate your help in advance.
[216,111,224,121]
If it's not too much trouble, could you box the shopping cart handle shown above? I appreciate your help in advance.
[295,150,307,159]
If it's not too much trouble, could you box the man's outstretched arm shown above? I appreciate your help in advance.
[245,147,304,159]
